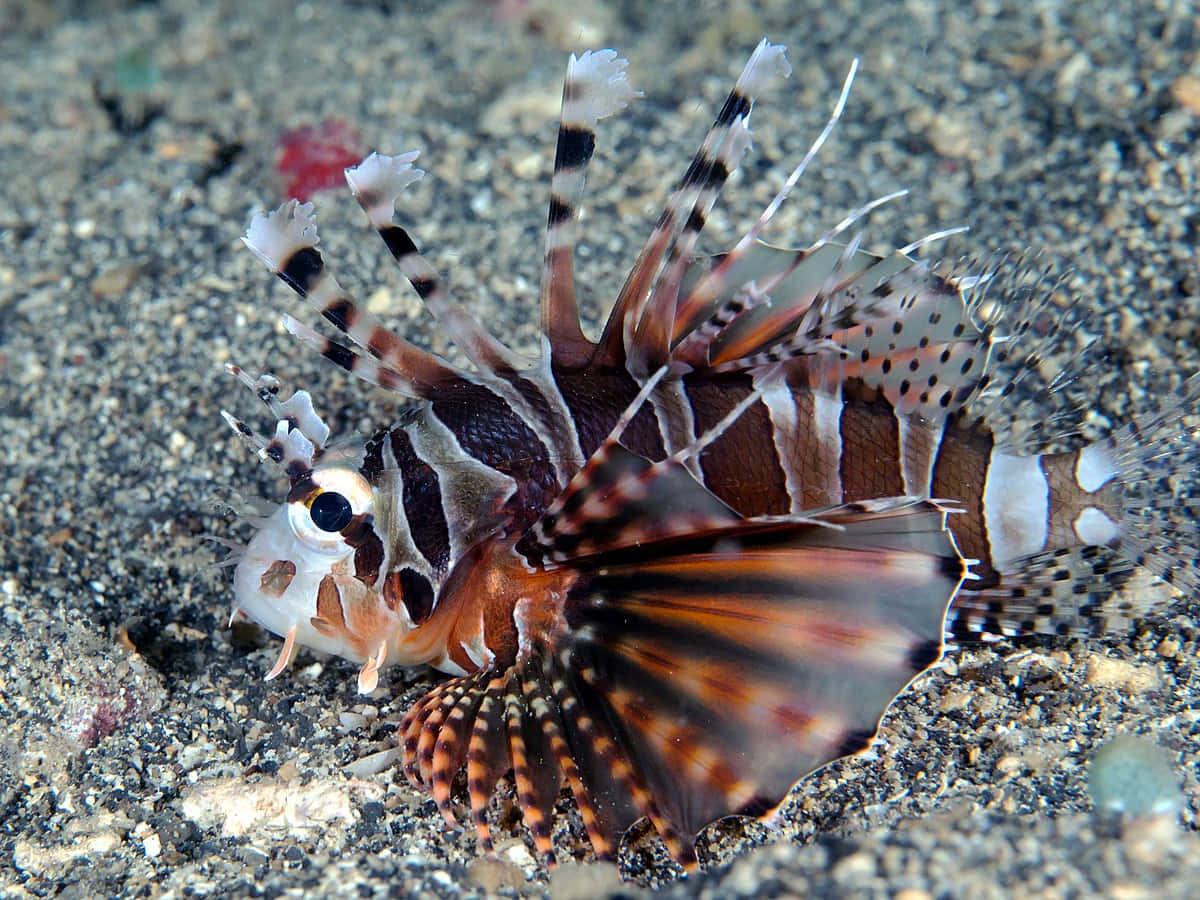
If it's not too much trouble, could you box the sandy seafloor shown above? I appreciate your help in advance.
[2,0,1200,896]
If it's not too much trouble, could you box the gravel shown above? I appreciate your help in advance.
[2,0,1198,896]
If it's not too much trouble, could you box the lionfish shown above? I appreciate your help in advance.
[222,40,1200,868]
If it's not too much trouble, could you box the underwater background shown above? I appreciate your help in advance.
[1,0,1197,895]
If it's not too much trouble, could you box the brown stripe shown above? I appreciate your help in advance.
[259,560,296,598]
[315,574,346,629]
[838,390,904,503]
[387,427,452,573]
[554,368,666,461]
[685,373,789,515]
[278,246,323,296]
[389,566,435,625]
[546,195,572,226]
[1040,449,1122,549]
[430,382,560,527]
[343,513,384,585]
[555,125,595,170]
[930,421,996,583]
[320,297,357,332]
[713,90,751,126]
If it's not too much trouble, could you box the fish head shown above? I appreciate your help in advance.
[234,464,392,658]
[222,373,416,691]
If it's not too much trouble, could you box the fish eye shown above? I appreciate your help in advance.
[310,491,352,532]
[287,467,373,553]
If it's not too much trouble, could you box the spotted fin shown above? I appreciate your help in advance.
[947,546,1145,641]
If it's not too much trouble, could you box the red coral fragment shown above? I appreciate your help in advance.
[276,119,362,201]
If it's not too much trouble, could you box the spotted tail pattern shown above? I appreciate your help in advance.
[225,40,1200,869]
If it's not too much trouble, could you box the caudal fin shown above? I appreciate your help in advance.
[949,374,1200,642]
[1108,374,1200,594]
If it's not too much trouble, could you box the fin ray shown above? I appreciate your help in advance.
[345,152,528,376]
[594,39,791,371]
[401,498,963,864]
[540,50,639,367]
[242,199,466,398]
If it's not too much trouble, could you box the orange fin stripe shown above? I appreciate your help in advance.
[574,672,699,867]
[399,679,459,787]
[414,677,472,787]
[504,671,557,865]
[520,655,617,862]
[375,503,958,867]
[430,673,489,827]
[464,675,511,854]
[601,684,758,813]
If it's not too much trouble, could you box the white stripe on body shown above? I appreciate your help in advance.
[982,448,1049,571]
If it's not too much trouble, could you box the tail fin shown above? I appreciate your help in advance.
[1109,373,1200,593]
[949,374,1200,643]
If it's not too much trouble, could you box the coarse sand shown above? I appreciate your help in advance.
[1,0,1198,896]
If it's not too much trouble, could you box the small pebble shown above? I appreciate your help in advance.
[547,860,623,900]
[1088,734,1181,818]
[1084,655,1161,693]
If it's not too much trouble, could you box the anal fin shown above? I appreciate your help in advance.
[947,545,1155,642]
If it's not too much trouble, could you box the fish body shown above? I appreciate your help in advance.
[224,41,1199,867]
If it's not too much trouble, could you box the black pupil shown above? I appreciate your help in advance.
[309,491,353,533]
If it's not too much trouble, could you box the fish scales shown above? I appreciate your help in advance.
[222,40,1200,870]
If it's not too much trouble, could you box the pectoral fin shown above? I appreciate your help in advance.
[399,499,966,866]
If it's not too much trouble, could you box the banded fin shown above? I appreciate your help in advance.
[1105,374,1200,593]
[595,39,792,371]
[668,242,898,365]
[668,59,862,344]
[662,238,991,431]
[398,361,964,865]
[540,49,639,367]
[241,199,468,398]
[220,366,332,485]
[344,152,528,377]
[578,44,978,410]
[520,442,739,565]
[944,253,1096,454]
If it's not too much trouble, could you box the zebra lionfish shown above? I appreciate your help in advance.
[223,40,1200,868]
